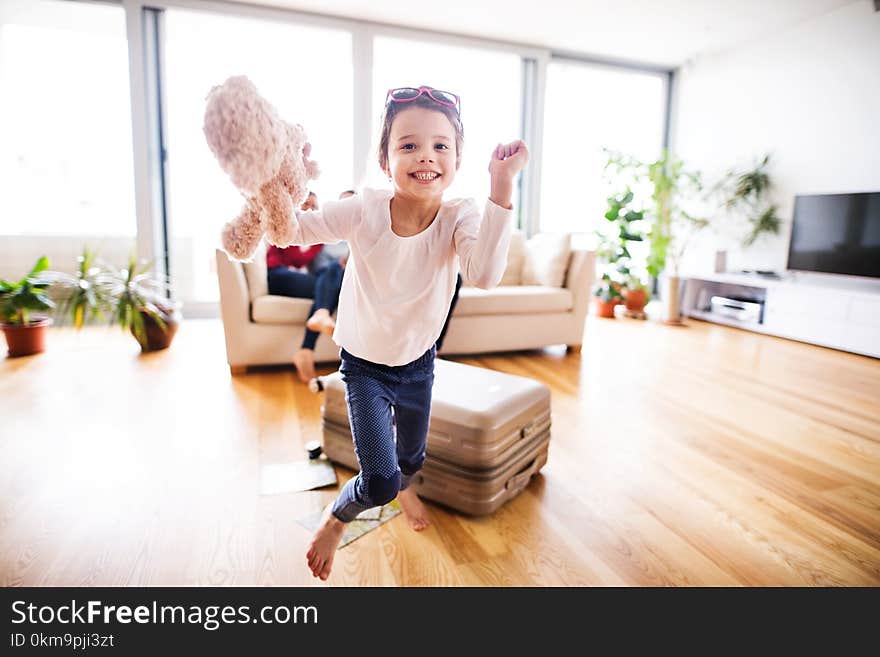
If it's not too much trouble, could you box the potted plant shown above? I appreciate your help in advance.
[107,254,180,352]
[591,275,624,319]
[50,249,180,352]
[0,256,55,357]
[605,148,708,324]
[49,247,117,329]
[622,275,650,316]
[596,184,647,292]
[712,154,782,247]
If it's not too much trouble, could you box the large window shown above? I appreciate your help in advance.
[540,61,665,243]
[370,37,522,208]
[164,9,353,307]
[0,0,135,279]
[1,0,669,314]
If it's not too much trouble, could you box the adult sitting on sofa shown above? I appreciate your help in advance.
[216,231,594,375]
[266,191,350,381]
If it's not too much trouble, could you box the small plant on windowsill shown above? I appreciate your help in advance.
[0,256,55,357]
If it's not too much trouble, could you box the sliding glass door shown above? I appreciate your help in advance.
[0,0,136,280]
[540,60,666,247]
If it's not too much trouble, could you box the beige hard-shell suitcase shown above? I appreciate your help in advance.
[322,417,550,516]
[320,359,551,470]
[317,359,552,515]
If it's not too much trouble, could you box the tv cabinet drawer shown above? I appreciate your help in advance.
[766,287,849,318]
[848,296,880,328]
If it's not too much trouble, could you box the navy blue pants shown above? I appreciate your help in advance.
[267,262,343,350]
[331,346,436,522]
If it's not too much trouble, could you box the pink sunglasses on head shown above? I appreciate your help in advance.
[386,87,461,112]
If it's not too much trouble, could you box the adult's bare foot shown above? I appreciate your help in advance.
[306,309,336,336]
[397,487,430,531]
[305,505,346,580]
[292,348,316,383]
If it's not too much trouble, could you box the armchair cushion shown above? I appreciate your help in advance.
[454,286,573,316]
[243,240,269,302]
[521,233,572,288]
[498,230,526,286]
[252,295,317,323]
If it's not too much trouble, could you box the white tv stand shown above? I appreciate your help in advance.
[681,272,880,358]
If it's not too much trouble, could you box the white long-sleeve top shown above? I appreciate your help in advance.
[274,187,513,366]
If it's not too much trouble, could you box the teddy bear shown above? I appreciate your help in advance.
[202,75,320,261]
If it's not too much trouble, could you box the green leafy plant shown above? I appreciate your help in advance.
[0,256,55,326]
[592,275,624,302]
[48,249,178,351]
[597,186,645,280]
[106,254,176,350]
[604,148,707,277]
[49,248,117,329]
[623,274,650,298]
[712,154,782,246]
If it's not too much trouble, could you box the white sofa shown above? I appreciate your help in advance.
[215,233,594,374]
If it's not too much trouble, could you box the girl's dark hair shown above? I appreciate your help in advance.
[377,86,464,174]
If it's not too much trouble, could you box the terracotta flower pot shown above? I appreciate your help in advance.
[1,317,51,357]
[592,297,617,319]
[624,288,648,313]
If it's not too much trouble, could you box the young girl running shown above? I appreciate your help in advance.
[278,86,527,579]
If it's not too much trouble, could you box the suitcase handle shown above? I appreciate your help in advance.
[505,459,536,493]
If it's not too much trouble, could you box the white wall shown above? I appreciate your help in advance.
[672,0,880,276]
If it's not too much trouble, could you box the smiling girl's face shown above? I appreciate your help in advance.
[384,107,459,201]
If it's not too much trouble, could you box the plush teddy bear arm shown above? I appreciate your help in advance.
[221,199,265,261]
[259,176,297,247]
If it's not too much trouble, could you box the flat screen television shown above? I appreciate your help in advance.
[787,192,880,279]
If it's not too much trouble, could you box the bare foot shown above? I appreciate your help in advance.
[292,348,316,383]
[306,505,346,580]
[397,487,430,531]
[306,309,336,336]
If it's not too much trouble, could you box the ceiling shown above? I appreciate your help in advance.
[233,0,856,68]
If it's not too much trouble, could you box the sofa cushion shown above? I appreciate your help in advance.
[243,240,269,302]
[454,286,573,317]
[252,295,316,324]
[521,233,571,288]
[499,230,526,286]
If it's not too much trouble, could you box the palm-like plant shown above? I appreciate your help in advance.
[713,154,782,246]
[48,249,178,351]
[107,254,175,350]
[50,248,117,329]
